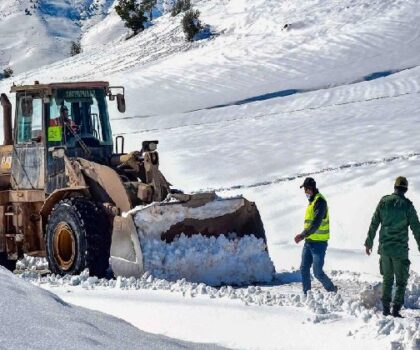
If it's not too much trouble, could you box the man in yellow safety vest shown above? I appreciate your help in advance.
[294,177,337,295]
[49,105,78,133]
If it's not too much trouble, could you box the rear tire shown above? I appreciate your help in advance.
[45,197,111,278]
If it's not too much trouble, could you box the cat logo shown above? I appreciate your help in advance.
[0,155,12,170]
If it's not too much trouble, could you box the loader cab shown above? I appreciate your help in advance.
[46,87,113,153]
[10,82,124,193]
[45,86,115,193]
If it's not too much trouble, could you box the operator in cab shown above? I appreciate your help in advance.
[49,104,78,134]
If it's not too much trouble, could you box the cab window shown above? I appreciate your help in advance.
[16,96,43,144]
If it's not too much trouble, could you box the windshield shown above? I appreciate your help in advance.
[47,88,112,147]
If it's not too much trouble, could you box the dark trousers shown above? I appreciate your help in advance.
[300,241,335,293]
[380,254,410,306]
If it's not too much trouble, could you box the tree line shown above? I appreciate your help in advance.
[116,0,202,41]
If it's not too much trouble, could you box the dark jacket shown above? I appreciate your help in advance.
[365,192,420,258]
[301,189,328,240]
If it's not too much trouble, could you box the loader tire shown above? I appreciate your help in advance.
[45,197,111,278]
[0,253,17,272]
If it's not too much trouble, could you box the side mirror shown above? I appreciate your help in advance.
[116,94,126,113]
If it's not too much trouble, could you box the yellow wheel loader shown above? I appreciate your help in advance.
[0,81,267,279]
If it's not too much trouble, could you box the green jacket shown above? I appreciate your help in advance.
[365,192,420,258]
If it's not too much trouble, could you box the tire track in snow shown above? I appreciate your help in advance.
[195,152,420,193]
[113,88,420,136]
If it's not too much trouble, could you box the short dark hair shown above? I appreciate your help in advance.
[395,186,408,194]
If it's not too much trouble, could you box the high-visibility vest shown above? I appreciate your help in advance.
[304,193,330,241]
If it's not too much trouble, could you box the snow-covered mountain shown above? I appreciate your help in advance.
[0,0,179,74]
[0,0,118,74]
[1,0,420,348]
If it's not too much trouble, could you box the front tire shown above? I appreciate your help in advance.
[45,197,111,278]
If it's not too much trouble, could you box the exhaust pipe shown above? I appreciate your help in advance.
[0,93,13,146]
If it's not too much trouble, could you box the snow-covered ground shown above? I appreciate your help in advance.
[1,0,420,348]
[21,269,420,350]
[0,267,224,349]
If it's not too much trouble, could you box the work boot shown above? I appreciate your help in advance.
[326,285,338,293]
[392,304,403,318]
[382,303,391,316]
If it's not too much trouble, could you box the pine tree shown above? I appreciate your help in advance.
[3,67,13,78]
[115,0,148,35]
[182,9,201,41]
[70,40,82,56]
[141,0,157,21]
[171,0,191,17]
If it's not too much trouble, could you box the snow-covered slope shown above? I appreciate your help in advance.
[2,0,420,348]
[0,0,178,74]
[1,0,419,270]
[1,0,420,269]
[0,0,116,74]
[3,0,420,111]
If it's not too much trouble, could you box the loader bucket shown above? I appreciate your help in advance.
[109,215,144,278]
[109,192,273,284]
[159,195,266,243]
[128,193,266,242]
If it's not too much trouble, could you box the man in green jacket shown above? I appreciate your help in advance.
[365,176,420,317]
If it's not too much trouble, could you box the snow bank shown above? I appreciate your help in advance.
[405,273,420,310]
[0,267,222,350]
[359,273,420,310]
[142,234,275,285]
[21,269,420,349]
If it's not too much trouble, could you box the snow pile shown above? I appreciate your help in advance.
[141,234,275,285]
[405,273,420,309]
[16,255,48,272]
[130,197,275,285]
[376,318,420,349]
[359,282,382,309]
[358,273,420,310]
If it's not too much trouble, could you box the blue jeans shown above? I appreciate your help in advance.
[300,241,335,294]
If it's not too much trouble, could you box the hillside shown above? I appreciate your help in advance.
[0,1,419,348]
[1,0,419,263]
[0,0,120,74]
[1,0,420,265]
